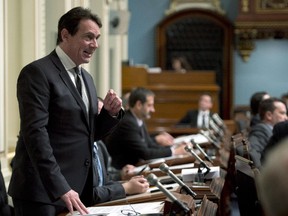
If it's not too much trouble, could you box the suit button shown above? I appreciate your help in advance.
[84,159,90,166]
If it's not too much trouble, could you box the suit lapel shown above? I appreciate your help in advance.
[50,51,91,129]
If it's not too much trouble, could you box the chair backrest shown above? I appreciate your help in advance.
[235,155,265,216]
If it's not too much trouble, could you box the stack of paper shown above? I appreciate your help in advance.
[67,201,164,216]
[173,134,209,145]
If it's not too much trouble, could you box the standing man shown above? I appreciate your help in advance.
[8,7,123,216]
[177,93,213,128]
[106,87,187,170]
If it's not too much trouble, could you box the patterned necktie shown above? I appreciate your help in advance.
[73,67,89,113]
[93,143,103,187]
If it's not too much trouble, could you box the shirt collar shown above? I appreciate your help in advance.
[55,46,79,71]
[130,110,144,127]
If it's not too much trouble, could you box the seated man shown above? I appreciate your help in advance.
[249,91,270,127]
[92,98,149,204]
[105,87,187,169]
[92,140,149,204]
[248,97,287,168]
[177,93,213,128]
[122,91,174,147]
[261,120,288,164]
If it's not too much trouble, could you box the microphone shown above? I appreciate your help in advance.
[212,113,225,128]
[146,173,190,214]
[209,119,224,137]
[190,139,213,164]
[184,145,211,175]
[159,163,197,198]
[199,129,220,149]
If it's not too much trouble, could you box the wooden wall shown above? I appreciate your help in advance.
[122,66,220,133]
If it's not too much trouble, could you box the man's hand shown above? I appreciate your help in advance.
[61,190,89,215]
[122,175,149,195]
[121,164,136,181]
[103,89,122,116]
[155,132,174,146]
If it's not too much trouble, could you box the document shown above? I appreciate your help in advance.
[173,133,209,145]
[66,201,164,216]
[181,166,220,182]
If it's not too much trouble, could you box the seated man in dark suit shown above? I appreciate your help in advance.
[106,87,187,169]
[177,93,213,128]
[92,140,149,204]
[249,91,270,127]
[92,99,149,204]
[248,97,287,168]
[0,162,11,216]
[261,120,288,164]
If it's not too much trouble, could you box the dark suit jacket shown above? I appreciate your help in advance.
[92,141,125,204]
[106,110,172,169]
[0,162,10,216]
[261,120,288,164]
[177,110,212,128]
[248,123,273,168]
[8,50,121,206]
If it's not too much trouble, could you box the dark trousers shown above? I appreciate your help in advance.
[12,198,66,216]
[12,170,94,216]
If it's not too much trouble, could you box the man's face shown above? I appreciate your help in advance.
[62,19,101,65]
[138,95,155,120]
[199,95,213,111]
[270,101,287,125]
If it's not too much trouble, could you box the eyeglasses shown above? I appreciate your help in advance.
[121,203,140,216]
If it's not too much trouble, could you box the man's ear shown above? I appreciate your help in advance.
[135,100,142,109]
[265,111,273,121]
[61,28,69,42]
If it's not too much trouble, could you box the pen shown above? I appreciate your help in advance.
[150,187,173,193]
[136,165,148,175]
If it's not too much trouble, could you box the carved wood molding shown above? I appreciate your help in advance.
[235,0,288,61]
[166,0,224,15]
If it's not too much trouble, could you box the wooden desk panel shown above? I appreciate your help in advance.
[122,66,220,134]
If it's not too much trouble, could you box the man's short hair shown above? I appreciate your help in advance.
[57,7,102,45]
[258,97,285,120]
[128,87,154,108]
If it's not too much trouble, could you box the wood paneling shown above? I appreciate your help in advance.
[122,66,221,134]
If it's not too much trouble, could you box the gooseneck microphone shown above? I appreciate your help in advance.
[212,113,225,128]
[159,163,197,198]
[146,173,190,214]
[199,129,220,149]
[190,139,213,164]
[184,145,211,175]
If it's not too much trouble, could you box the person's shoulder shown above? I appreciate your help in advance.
[274,120,288,130]
[22,50,56,70]
[186,109,198,114]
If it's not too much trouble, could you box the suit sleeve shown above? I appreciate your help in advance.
[93,181,125,204]
[93,142,126,204]
[119,120,172,160]
[248,126,270,168]
[17,64,71,200]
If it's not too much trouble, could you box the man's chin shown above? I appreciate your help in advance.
[145,115,151,119]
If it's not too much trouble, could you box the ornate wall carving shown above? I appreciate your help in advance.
[235,0,288,61]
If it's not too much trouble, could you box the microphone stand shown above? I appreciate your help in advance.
[184,146,211,180]
[159,163,197,198]
[146,173,191,216]
[191,139,213,164]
